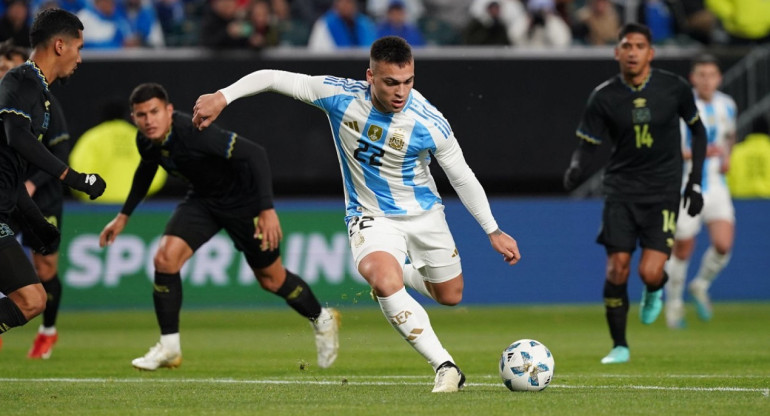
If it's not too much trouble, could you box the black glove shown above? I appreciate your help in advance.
[63,169,106,200]
[683,181,704,217]
[10,208,60,255]
[563,165,582,191]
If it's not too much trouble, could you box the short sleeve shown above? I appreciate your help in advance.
[575,89,606,144]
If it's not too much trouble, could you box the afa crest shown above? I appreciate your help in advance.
[388,131,405,151]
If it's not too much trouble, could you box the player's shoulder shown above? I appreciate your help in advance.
[712,90,737,109]
[319,75,368,95]
[653,68,689,87]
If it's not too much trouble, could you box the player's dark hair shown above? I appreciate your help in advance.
[29,8,83,48]
[691,53,720,72]
[130,83,170,106]
[618,23,652,44]
[0,39,29,62]
[370,36,412,66]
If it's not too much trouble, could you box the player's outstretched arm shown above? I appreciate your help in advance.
[489,229,521,265]
[99,213,129,247]
[254,208,283,252]
[192,91,228,130]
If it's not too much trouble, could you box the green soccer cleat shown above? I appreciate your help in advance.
[600,346,630,364]
[640,287,663,325]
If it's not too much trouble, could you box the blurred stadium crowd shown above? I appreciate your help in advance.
[0,0,768,50]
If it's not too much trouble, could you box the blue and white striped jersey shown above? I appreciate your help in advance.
[681,90,737,192]
[220,70,498,234]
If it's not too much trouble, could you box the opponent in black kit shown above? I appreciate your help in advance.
[0,40,73,359]
[564,23,707,364]
[0,9,106,338]
[99,83,339,371]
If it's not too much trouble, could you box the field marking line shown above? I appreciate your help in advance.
[1,378,767,394]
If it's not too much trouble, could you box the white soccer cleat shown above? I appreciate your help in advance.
[312,308,340,368]
[688,279,713,321]
[131,342,182,371]
[432,361,466,393]
[665,299,686,329]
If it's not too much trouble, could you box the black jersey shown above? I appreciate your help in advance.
[26,95,70,210]
[0,62,59,219]
[576,68,700,202]
[133,111,273,216]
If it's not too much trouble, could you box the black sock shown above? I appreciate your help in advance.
[0,297,28,334]
[646,271,669,292]
[41,274,62,328]
[274,270,322,321]
[603,280,629,348]
[153,272,183,335]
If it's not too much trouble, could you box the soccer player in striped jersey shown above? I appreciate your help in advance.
[192,36,521,393]
[664,55,737,328]
[564,23,707,364]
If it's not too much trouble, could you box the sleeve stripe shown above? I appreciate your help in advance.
[0,108,32,120]
[686,113,700,125]
[576,130,601,144]
[48,133,70,147]
[225,133,237,159]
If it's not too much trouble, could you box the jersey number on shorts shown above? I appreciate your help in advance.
[662,209,676,233]
[348,215,374,236]
[354,140,385,166]
[634,124,654,148]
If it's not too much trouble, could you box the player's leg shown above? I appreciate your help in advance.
[689,219,734,321]
[665,238,695,328]
[637,199,679,326]
[664,201,700,329]
[132,201,213,370]
[226,209,339,368]
[596,201,636,364]
[689,188,735,321]
[27,251,61,359]
[350,215,464,392]
[0,238,46,334]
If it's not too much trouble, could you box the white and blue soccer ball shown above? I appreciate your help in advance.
[499,339,554,392]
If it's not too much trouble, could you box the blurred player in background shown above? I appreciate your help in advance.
[0,9,106,344]
[192,36,521,393]
[664,55,737,329]
[99,83,339,371]
[564,23,707,364]
[0,39,73,359]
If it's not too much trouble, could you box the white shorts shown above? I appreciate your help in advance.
[675,184,735,240]
[346,208,462,283]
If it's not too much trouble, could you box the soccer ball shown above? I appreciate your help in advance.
[499,339,554,392]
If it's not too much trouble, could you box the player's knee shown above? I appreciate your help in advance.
[713,242,732,256]
[435,290,462,306]
[254,269,283,292]
[606,264,630,284]
[15,290,46,320]
[153,250,182,273]
[638,263,664,286]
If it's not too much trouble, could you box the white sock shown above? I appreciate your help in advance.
[160,333,181,352]
[39,325,57,336]
[693,246,731,290]
[664,256,689,305]
[402,265,433,300]
[377,287,452,371]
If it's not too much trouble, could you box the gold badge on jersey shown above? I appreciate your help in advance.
[367,124,383,142]
[632,98,651,123]
[388,130,405,151]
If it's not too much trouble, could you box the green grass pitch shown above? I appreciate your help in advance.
[1,303,768,415]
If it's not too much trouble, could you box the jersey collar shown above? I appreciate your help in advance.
[620,69,652,93]
[24,60,50,92]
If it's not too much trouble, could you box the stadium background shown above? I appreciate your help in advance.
[49,49,768,308]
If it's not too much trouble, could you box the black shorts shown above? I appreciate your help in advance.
[0,223,40,294]
[164,198,279,270]
[596,198,680,255]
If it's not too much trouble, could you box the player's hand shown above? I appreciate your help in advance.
[192,91,227,130]
[99,214,129,247]
[62,168,106,200]
[563,166,581,191]
[683,181,704,217]
[12,209,60,255]
[489,229,521,265]
[254,208,283,251]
